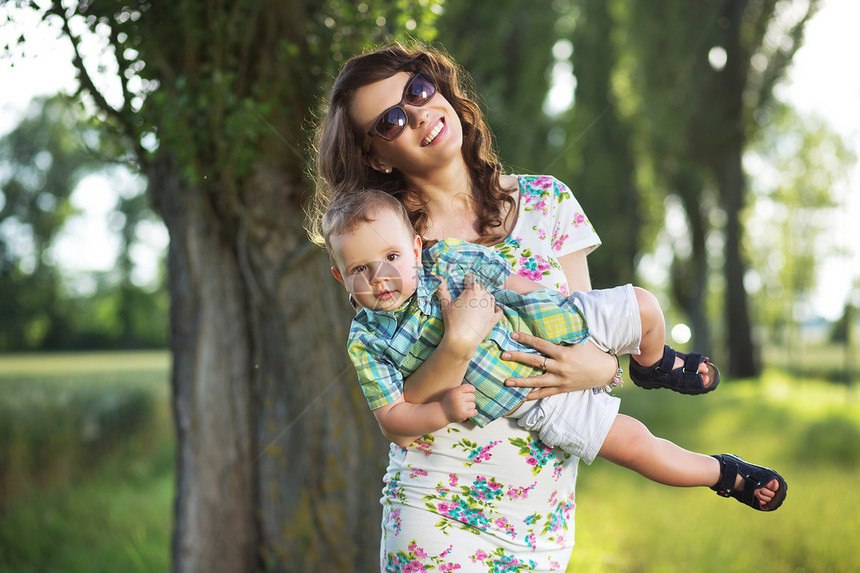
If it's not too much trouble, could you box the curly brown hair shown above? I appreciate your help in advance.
[306,41,514,247]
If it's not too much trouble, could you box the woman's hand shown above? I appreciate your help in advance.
[502,334,616,400]
[436,273,503,360]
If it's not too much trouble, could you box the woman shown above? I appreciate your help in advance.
[310,43,623,572]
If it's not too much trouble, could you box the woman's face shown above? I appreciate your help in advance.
[348,72,463,176]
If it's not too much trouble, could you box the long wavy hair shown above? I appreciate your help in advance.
[307,42,514,246]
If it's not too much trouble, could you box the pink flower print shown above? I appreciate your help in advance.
[551,224,570,252]
[386,508,403,535]
[526,532,537,550]
[409,466,428,479]
[518,268,543,282]
[533,176,554,190]
[572,212,586,227]
[454,438,502,466]
[535,227,547,240]
[556,284,569,297]
[439,564,461,572]
[549,559,561,571]
[402,560,426,573]
[470,550,489,563]
[534,199,549,216]
[471,476,504,503]
[494,517,516,538]
[408,541,428,560]
[506,482,537,501]
[448,474,458,487]
[440,545,454,558]
[413,437,433,458]
[517,255,552,282]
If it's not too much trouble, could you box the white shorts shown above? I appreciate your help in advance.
[509,284,640,461]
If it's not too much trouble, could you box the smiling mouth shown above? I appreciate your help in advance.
[422,118,444,146]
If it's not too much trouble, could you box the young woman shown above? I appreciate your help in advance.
[308,43,782,572]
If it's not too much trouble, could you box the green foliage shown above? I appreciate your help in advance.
[745,103,857,343]
[435,0,560,173]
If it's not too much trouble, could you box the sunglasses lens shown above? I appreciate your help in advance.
[405,75,436,105]
[375,107,408,139]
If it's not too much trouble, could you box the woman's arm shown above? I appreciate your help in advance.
[502,249,616,399]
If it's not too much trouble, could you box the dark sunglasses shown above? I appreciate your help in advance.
[361,73,437,154]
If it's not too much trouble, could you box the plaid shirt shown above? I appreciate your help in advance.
[347,238,590,427]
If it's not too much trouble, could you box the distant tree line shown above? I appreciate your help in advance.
[0,95,167,352]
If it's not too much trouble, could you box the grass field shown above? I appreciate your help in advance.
[568,373,860,572]
[0,351,174,573]
[1,352,858,572]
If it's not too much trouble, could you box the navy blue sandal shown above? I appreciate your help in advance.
[628,344,720,395]
[710,454,787,511]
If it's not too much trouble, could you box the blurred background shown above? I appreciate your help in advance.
[0,1,857,572]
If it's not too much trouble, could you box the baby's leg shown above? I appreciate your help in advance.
[598,414,781,506]
[631,287,713,387]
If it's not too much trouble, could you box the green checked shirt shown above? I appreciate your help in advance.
[347,238,591,427]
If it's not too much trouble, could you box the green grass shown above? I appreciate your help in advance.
[2,352,858,572]
[0,351,173,573]
[568,372,860,573]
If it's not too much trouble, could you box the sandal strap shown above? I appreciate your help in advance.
[684,352,705,373]
[710,454,737,497]
[655,345,675,373]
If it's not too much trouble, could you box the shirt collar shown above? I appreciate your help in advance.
[415,265,441,315]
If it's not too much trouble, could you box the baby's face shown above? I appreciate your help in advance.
[330,207,422,311]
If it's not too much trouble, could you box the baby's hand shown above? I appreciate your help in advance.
[441,384,478,423]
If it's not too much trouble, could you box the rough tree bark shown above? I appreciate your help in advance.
[149,153,388,572]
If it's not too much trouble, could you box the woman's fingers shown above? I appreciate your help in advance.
[434,275,452,305]
[501,348,548,371]
[507,330,557,357]
[463,272,477,290]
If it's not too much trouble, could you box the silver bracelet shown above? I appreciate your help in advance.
[593,352,624,394]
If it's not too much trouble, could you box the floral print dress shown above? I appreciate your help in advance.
[380,175,603,572]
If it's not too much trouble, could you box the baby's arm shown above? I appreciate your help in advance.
[373,385,478,447]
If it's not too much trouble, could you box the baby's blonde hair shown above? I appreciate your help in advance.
[322,189,416,269]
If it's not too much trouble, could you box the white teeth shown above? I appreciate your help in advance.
[423,120,444,145]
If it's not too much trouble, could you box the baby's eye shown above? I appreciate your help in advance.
[351,265,366,274]
[386,253,399,262]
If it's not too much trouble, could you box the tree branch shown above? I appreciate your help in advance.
[48,2,149,168]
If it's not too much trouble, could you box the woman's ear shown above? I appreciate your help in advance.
[362,153,392,174]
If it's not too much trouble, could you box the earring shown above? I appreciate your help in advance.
[383,168,392,174]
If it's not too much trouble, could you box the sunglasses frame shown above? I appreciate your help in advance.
[361,73,437,154]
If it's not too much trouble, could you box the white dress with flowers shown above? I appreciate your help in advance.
[380,175,605,572]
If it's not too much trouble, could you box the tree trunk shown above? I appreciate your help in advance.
[151,160,257,572]
[712,0,759,378]
[672,169,711,353]
[717,148,758,377]
[150,158,388,572]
